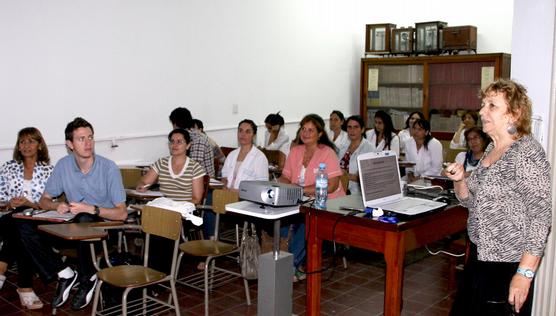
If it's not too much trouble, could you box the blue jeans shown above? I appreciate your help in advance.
[280,223,305,268]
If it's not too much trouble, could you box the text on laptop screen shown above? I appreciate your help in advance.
[360,154,401,202]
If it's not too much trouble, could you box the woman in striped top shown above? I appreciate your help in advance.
[445,79,551,315]
[137,128,205,203]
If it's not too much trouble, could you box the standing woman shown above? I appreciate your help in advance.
[0,127,53,309]
[454,126,490,177]
[398,111,425,156]
[366,110,400,156]
[445,79,551,315]
[338,115,372,194]
[221,119,269,190]
[404,119,443,181]
[327,110,349,154]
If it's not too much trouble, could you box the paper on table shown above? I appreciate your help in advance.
[125,189,164,197]
[32,210,75,222]
[209,178,223,185]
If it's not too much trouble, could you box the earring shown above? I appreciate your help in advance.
[507,123,517,135]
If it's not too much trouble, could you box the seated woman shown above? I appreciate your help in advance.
[366,110,400,156]
[263,112,290,150]
[338,115,372,195]
[450,110,478,149]
[398,111,425,156]
[454,126,490,177]
[137,128,205,203]
[136,129,206,273]
[404,119,443,182]
[222,119,269,190]
[327,110,349,154]
[0,127,53,310]
[278,114,345,279]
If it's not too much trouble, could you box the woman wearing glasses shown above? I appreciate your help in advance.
[137,128,205,203]
[0,127,53,309]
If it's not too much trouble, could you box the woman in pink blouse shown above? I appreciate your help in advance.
[279,114,345,198]
[278,114,345,281]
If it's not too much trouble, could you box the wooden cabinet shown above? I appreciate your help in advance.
[360,53,511,136]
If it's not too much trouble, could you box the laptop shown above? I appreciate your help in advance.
[357,151,447,216]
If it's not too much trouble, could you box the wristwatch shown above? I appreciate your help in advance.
[516,267,535,279]
[93,205,100,216]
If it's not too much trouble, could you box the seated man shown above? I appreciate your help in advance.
[19,117,127,310]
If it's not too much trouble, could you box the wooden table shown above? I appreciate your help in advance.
[302,195,468,316]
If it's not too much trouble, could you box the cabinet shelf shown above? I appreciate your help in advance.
[360,53,511,130]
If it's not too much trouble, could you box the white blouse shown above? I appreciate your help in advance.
[398,128,411,154]
[365,129,400,157]
[222,146,269,189]
[263,127,290,150]
[404,138,443,177]
[338,139,373,194]
[327,129,350,155]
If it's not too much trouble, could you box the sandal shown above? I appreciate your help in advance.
[17,289,44,310]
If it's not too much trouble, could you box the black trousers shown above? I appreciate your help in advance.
[19,213,98,284]
[0,215,35,288]
[450,243,533,316]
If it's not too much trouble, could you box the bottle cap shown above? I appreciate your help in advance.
[319,163,326,169]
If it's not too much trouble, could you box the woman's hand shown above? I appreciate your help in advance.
[443,163,465,182]
[508,274,532,313]
[9,196,31,208]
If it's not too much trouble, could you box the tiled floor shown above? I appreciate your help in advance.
[0,244,460,316]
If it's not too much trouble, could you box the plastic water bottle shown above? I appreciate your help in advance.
[315,163,328,209]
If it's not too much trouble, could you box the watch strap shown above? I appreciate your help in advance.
[94,205,100,216]
[516,267,535,279]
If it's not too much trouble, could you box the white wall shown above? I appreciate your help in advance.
[0,0,513,165]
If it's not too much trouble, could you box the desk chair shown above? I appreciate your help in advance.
[176,189,251,316]
[91,206,182,316]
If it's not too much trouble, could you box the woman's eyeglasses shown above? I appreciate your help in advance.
[168,140,187,145]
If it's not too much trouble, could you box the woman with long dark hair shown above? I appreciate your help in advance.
[338,115,372,194]
[366,110,400,156]
[404,119,443,182]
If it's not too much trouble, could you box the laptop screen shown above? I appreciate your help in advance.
[358,152,402,205]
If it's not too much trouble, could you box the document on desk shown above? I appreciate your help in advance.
[32,210,75,222]
[125,189,164,197]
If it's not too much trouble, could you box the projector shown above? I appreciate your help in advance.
[239,181,303,206]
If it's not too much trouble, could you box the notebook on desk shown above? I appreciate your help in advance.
[357,151,446,216]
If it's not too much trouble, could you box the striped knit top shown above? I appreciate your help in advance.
[151,156,206,202]
[459,135,552,262]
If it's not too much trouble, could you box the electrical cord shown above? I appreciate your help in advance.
[425,244,465,257]
[296,208,359,280]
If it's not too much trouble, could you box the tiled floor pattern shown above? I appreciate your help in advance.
[0,246,459,316]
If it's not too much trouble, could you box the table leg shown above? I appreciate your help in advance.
[305,210,322,316]
[383,231,406,316]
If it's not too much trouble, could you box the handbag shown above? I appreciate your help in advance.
[240,222,261,280]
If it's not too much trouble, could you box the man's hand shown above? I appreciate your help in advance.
[57,202,70,214]
[68,202,94,215]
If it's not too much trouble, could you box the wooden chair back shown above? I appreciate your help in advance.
[261,148,281,166]
[120,167,143,189]
[212,189,239,214]
[220,146,236,157]
[141,206,182,241]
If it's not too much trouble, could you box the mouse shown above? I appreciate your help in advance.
[433,196,450,204]
[22,208,34,216]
